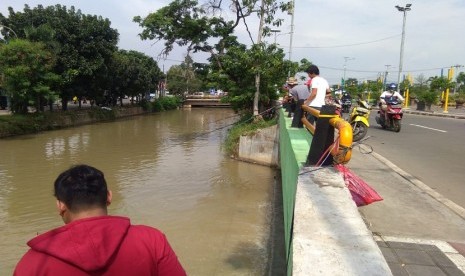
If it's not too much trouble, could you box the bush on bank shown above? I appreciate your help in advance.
[143,96,182,112]
[224,114,277,156]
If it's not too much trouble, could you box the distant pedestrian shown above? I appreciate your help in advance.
[14,164,186,276]
[287,77,310,128]
[304,65,331,124]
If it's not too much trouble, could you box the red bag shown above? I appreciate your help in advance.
[334,164,383,206]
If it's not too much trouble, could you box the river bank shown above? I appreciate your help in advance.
[0,106,148,138]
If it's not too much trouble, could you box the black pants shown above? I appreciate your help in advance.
[291,99,305,128]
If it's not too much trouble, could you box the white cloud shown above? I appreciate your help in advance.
[2,0,464,84]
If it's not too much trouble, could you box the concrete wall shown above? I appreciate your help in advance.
[237,125,279,167]
[278,108,392,276]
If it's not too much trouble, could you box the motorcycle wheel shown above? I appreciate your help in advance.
[393,120,401,132]
[351,122,368,142]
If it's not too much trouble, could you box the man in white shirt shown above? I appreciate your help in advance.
[304,65,331,124]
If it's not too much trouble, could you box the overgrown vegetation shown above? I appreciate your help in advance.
[224,113,277,156]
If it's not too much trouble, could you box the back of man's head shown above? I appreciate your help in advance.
[306,65,320,75]
[54,164,108,212]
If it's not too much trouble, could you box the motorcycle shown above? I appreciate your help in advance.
[375,98,403,132]
[348,99,371,142]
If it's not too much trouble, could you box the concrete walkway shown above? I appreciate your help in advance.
[347,103,465,275]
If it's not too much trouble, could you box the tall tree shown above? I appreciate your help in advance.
[0,39,59,114]
[134,0,291,115]
[106,50,163,105]
[1,4,119,110]
[166,56,202,95]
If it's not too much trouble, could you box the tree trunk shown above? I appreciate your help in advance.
[253,0,266,116]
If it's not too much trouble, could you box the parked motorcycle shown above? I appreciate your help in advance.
[375,98,403,132]
[348,99,371,142]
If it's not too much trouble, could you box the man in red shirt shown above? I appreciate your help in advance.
[14,164,186,276]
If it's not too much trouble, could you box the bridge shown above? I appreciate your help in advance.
[183,97,231,108]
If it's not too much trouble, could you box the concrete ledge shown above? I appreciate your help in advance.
[292,167,392,275]
[277,107,391,275]
[237,125,279,167]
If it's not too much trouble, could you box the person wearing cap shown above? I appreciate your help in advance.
[304,65,331,124]
[287,77,310,128]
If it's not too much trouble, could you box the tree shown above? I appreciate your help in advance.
[134,0,291,115]
[456,72,465,93]
[166,56,202,95]
[105,50,163,106]
[1,4,119,110]
[0,39,59,114]
[345,78,359,96]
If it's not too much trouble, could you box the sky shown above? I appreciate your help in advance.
[1,0,464,86]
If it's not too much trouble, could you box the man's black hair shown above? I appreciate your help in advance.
[54,164,108,212]
[306,65,320,75]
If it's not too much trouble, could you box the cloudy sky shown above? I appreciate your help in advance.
[2,0,464,85]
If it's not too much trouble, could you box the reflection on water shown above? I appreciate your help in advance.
[0,108,279,275]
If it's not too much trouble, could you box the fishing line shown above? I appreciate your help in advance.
[162,103,284,151]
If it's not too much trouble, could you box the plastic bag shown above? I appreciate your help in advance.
[334,164,383,206]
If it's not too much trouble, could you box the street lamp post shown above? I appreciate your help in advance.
[395,4,412,92]
[287,0,295,78]
[342,57,354,91]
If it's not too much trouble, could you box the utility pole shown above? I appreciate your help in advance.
[383,65,392,91]
[342,57,355,91]
[270,29,281,44]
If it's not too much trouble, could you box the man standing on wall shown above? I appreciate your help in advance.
[304,65,331,124]
[287,77,310,128]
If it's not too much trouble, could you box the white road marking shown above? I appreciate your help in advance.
[410,124,447,133]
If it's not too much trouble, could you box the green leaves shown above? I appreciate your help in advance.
[0,39,59,113]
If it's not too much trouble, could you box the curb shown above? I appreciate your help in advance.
[371,106,465,119]
[403,109,465,119]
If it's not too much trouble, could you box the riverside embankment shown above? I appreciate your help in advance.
[0,106,147,138]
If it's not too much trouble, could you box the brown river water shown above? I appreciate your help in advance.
[0,108,284,275]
